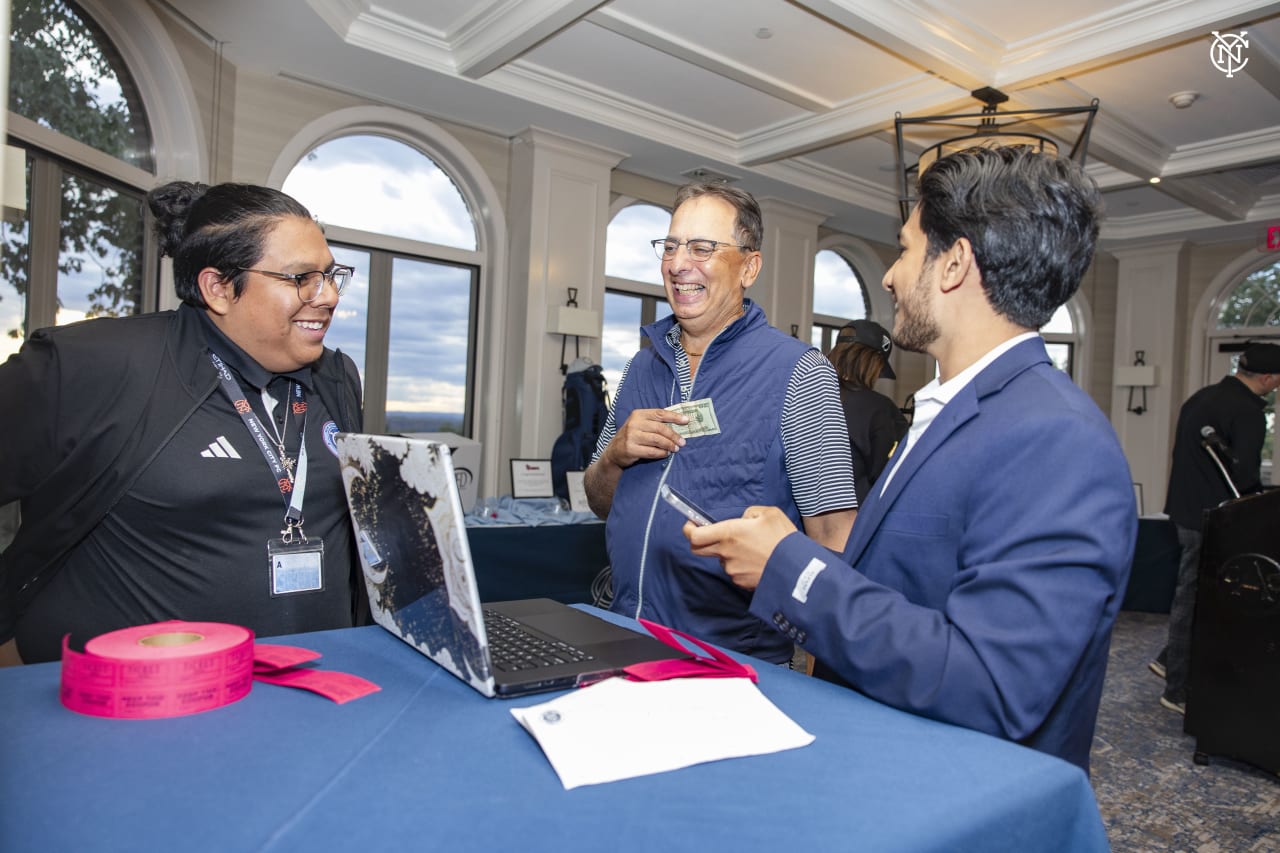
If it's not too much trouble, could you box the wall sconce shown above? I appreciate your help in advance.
[1115,351,1158,415]
[549,287,601,374]
[547,287,600,338]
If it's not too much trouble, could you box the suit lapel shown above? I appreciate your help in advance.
[840,338,1050,566]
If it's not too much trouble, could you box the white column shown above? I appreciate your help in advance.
[498,128,625,492]
[1109,242,1187,514]
[755,198,827,338]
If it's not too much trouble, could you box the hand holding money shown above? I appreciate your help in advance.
[665,398,721,439]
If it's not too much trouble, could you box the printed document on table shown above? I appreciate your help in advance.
[510,676,814,789]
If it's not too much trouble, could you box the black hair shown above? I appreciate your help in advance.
[673,182,763,252]
[147,181,313,308]
[915,145,1103,329]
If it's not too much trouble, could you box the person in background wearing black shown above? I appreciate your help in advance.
[1153,341,1280,714]
[0,182,365,665]
[829,319,908,503]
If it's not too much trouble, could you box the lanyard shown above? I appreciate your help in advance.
[208,352,310,539]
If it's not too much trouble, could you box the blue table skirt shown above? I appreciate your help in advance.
[0,610,1108,853]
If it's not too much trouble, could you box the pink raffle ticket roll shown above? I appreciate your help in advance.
[60,621,256,719]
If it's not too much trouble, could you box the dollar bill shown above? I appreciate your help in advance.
[666,398,721,438]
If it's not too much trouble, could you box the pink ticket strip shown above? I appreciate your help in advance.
[60,621,379,719]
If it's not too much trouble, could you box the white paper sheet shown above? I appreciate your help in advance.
[510,676,814,789]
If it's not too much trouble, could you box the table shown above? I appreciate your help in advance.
[1122,517,1181,613]
[0,609,1109,853]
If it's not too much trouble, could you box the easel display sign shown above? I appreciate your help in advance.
[511,459,554,498]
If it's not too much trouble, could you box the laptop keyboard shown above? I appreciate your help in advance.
[483,609,595,672]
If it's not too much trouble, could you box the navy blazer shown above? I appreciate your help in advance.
[750,337,1136,772]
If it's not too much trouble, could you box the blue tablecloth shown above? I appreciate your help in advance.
[0,610,1109,852]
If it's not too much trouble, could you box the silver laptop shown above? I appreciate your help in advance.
[335,433,687,697]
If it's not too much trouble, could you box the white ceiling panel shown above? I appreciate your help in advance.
[154,0,1280,243]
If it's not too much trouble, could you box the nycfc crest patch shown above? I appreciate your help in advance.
[323,421,341,457]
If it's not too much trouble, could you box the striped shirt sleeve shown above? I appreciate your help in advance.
[781,349,858,515]
[592,356,632,462]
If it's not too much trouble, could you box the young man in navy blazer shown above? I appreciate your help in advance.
[687,145,1136,773]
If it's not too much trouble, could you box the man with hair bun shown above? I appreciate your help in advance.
[0,181,364,665]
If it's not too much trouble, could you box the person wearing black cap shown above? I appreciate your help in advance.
[829,320,908,502]
[1154,341,1280,715]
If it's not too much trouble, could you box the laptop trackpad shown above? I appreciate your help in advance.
[493,600,686,665]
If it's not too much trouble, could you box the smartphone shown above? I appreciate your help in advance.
[660,483,717,526]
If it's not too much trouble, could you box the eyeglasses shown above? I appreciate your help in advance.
[651,238,753,262]
[233,264,355,302]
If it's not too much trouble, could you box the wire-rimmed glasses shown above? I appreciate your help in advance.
[233,264,355,302]
[651,238,753,262]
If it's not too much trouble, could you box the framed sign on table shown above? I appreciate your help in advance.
[511,459,554,498]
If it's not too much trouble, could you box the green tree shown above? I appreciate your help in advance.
[1218,263,1280,328]
[2,0,149,339]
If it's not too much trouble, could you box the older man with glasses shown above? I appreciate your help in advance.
[585,182,857,666]
[0,181,365,665]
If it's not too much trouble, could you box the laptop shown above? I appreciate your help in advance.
[334,432,688,697]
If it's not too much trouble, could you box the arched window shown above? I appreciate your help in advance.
[1217,260,1279,329]
[283,134,480,435]
[601,202,670,392]
[811,248,868,351]
[1209,259,1279,477]
[2,0,158,356]
[1040,304,1077,375]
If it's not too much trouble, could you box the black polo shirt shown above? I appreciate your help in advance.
[15,312,355,662]
[1163,374,1267,530]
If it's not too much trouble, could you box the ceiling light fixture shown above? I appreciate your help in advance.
[893,86,1099,222]
[681,166,739,184]
[1168,91,1199,109]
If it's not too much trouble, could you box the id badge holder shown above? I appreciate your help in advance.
[267,533,325,596]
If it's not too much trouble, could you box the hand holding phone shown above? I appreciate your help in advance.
[660,483,717,526]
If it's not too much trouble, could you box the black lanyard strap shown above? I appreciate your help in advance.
[208,352,310,536]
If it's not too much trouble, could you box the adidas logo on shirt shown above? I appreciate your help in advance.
[201,436,242,460]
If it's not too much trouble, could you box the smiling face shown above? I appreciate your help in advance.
[204,216,338,373]
[661,195,760,341]
[882,205,942,355]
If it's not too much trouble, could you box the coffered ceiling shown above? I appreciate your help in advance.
[162,0,1280,248]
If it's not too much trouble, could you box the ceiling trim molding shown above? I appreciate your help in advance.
[1101,191,1280,241]
[1164,126,1280,176]
[737,76,959,165]
[995,0,1280,86]
[757,157,899,216]
[790,0,1002,90]
[1016,81,1170,178]
[585,10,832,113]
[451,0,604,79]
[304,0,367,37]
[336,4,455,72]
[493,62,733,153]
[1155,173,1255,220]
